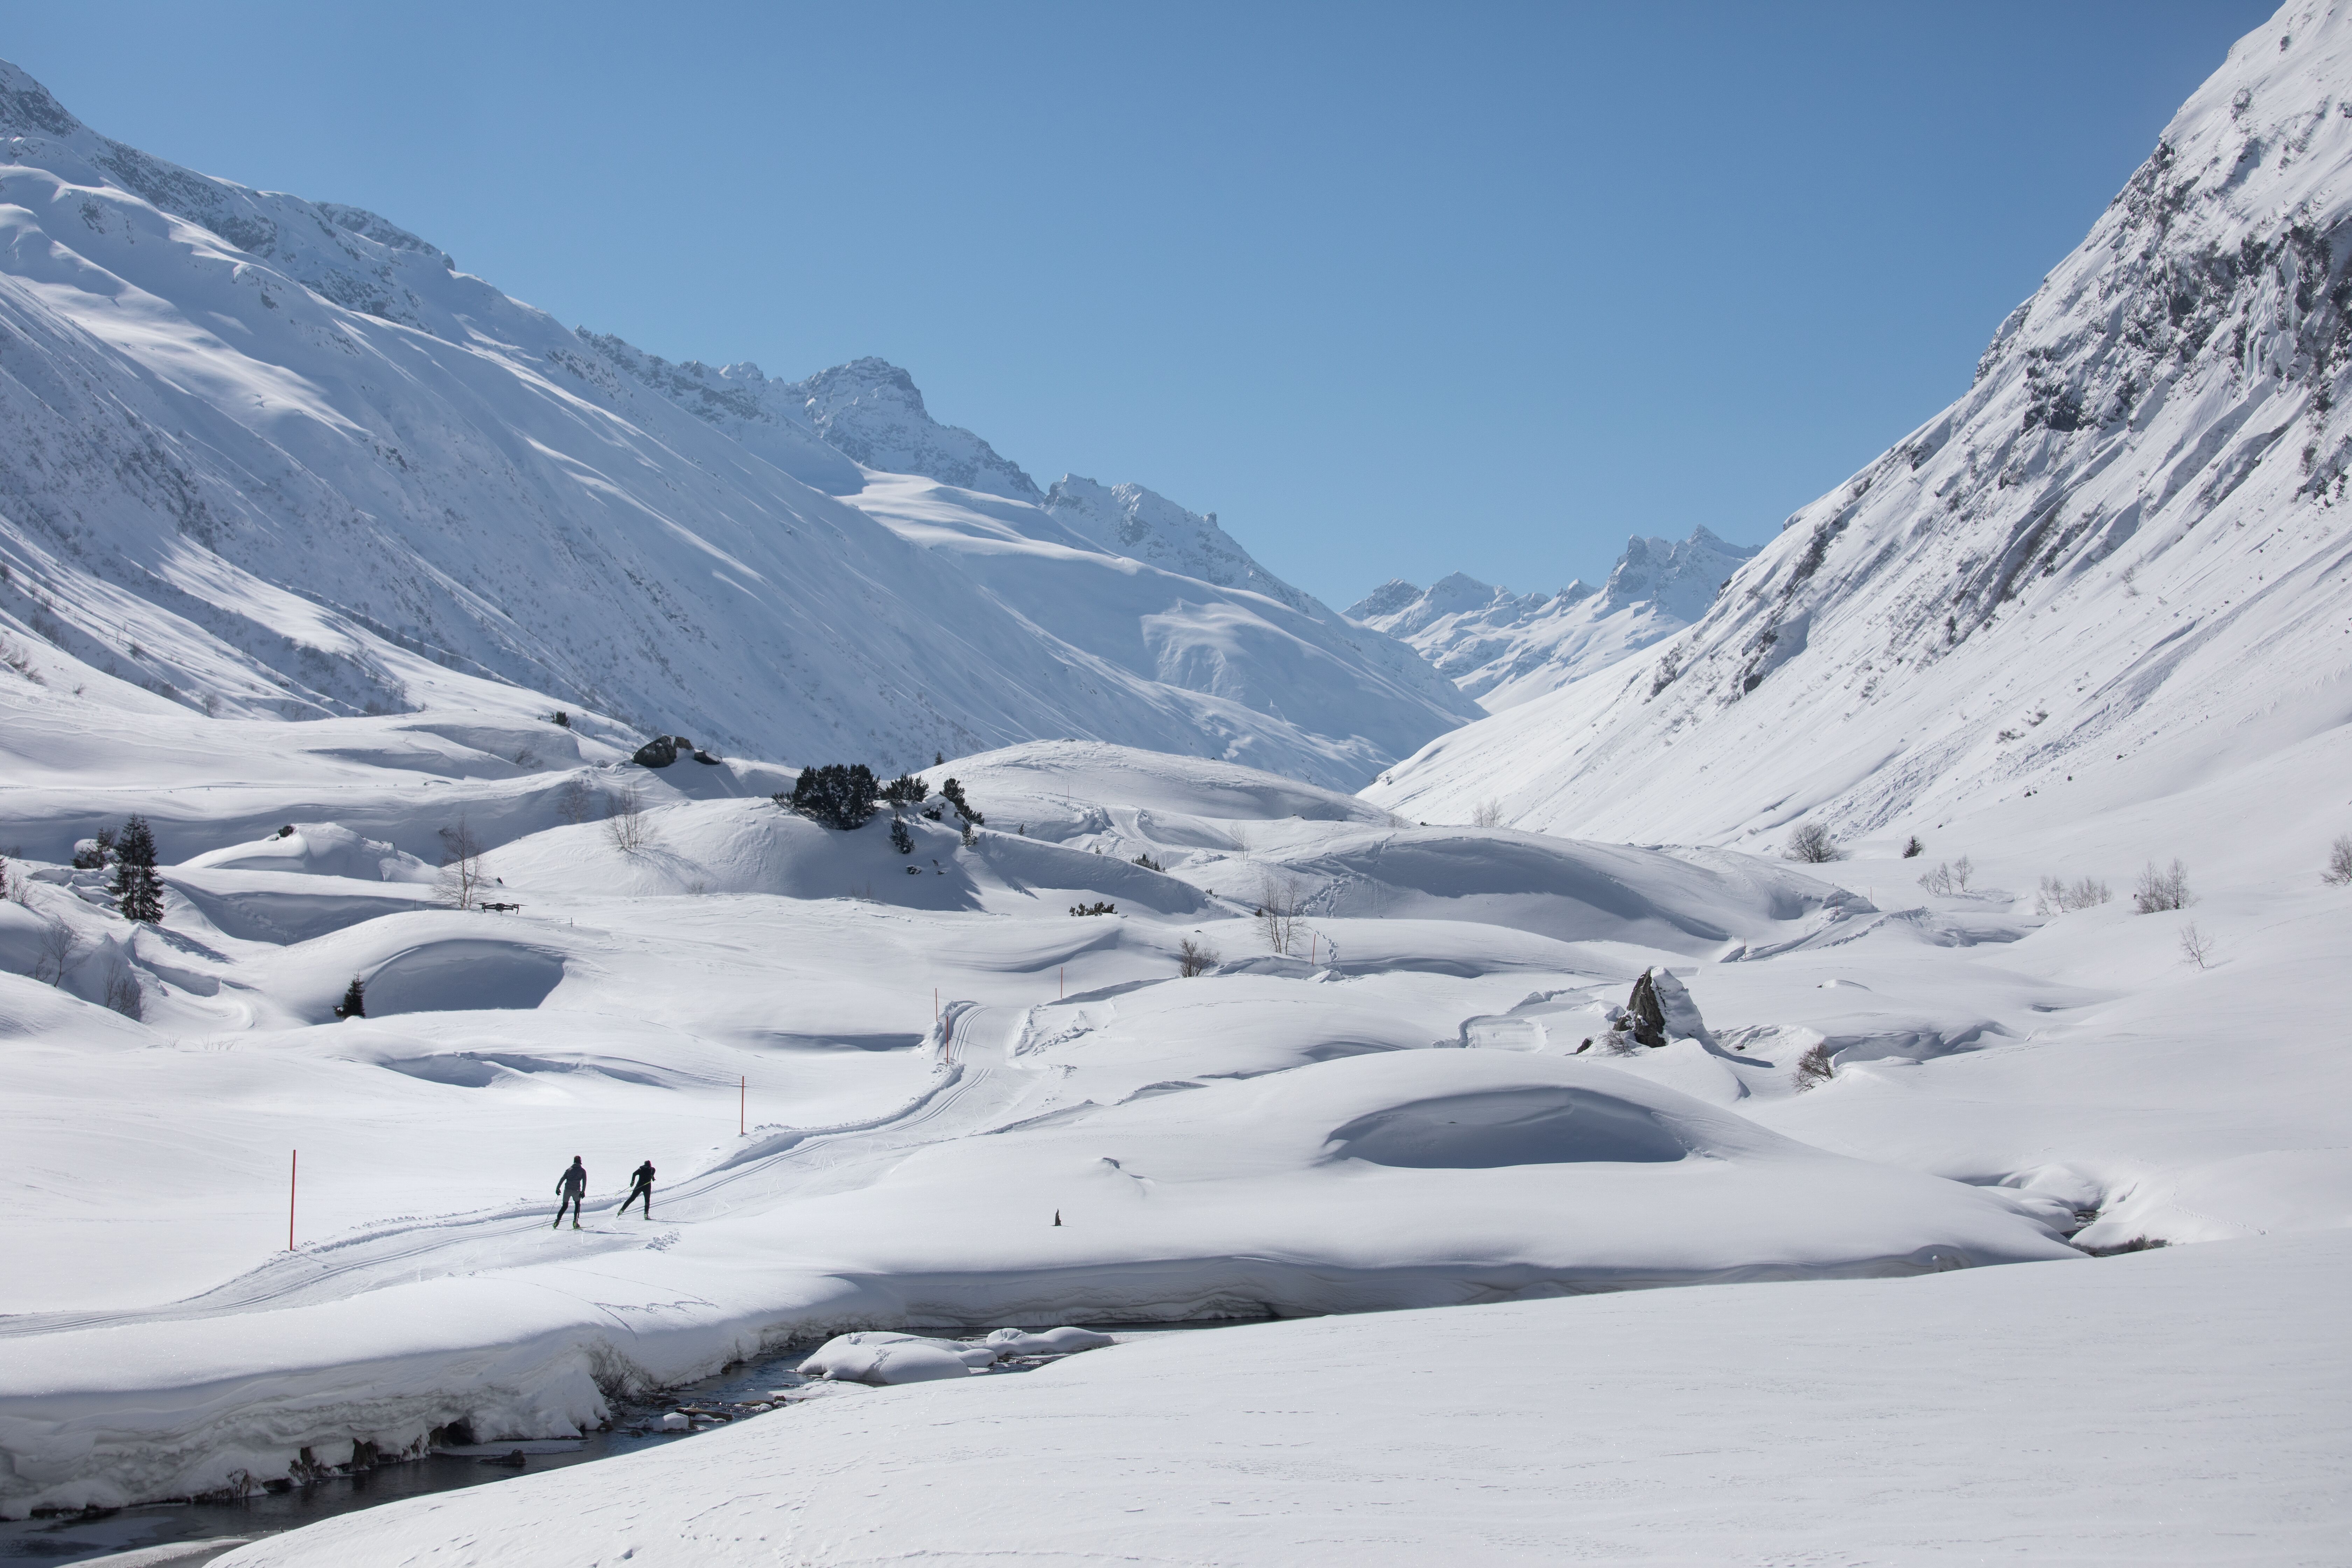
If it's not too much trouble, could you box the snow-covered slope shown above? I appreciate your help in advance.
[1349,528,1758,709]
[1371,4,2352,838]
[0,61,1468,789]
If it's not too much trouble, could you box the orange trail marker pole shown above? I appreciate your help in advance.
[287,1149,298,1251]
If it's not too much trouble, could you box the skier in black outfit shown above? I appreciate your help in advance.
[620,1160,655,1218]
[553,1156,587,1229]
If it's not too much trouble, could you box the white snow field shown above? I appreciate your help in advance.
[6,2,2352,1559]
[207,1231,2352,1568]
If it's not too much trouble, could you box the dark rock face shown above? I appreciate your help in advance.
[692,749,721,764]
[1626,969,1668,1048]
[632,736,679,768]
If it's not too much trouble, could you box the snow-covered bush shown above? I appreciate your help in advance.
[2323,834,2352,886]
[1784,823,1841,863]
[1070,901,1116,917]
[1470,799,1506,829]
[2133,859,2193,913]
[1177,936,1219,977]
[2035,875,2111,915]
[1794,1042,1837,1090]
[889,818,914,855]
[334,976,366,1020]
[1902,835,1924,859]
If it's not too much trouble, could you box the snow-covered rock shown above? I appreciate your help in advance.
[1349,528,1759,710]
[798,1333,988,1385]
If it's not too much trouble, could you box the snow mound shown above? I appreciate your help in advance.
[799,1333,987,1385]
[981,1326,1116,1356]
[360,940,566,1017]
[182,824,436,884]
[1326,1086,1688,1167]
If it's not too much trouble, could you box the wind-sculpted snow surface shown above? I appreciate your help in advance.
[1350,528,1760,710]
[0,59,1465,789]
[1370,2,2352,839]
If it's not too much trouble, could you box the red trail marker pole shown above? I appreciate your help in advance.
[287,1149,298,1251]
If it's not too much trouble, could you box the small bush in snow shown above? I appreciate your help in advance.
[787,764,880,830]
[1794,1042,1837,1090]
[1784,823,1841,863]
[2035,875,2111,915]
[438,818,490,907]
[1177,936,1219,977]
[0,634,42,684]
[880,774,929,809]
[1069,901,1116,917]
[33,918,78,985]
[606,782,655,853]
[2133,859,2193,913]
[1902,835,1924,859]
[1134,853,1165,872]
[889,818,914,855]
[550,709,570,727]
[103,962,143,1020]
[1918,855,1974,896]
[2324,833,2352,886]
[1257,872,1306,956]
[1470,800,1506,829]
[2177,921,2214,969]
[334,975,366,1020]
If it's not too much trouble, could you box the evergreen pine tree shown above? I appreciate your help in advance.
[890,818,914,855]
[110,814,164,924]
[334,975,366,1019]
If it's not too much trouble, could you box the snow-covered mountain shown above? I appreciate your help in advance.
[1349,527,1760,709]
[0,62,1472,788]
[1370,1,2352,844]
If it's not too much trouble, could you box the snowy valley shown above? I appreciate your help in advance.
[4,4,2352,1565]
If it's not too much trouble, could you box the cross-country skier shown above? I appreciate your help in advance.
[553,1156,587,1228]
[620,1159,655,1218]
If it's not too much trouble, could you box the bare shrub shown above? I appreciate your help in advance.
[1794,1041,1837,1090]
[2035,875,2112,916]
[1177,936,1219,977]
[436,818,488,910]
[511,745,542,771]
[33,918,79,985]
[1784,823,1841,863]
[2177,921,2214,969]
[605,781,654,855]
[1470,799,1506,830]
[2324,834,2352,886]
[555,776,596,825]
[1256,872,1306,956]
[103,962,143,1020]
[0,635,43,684]
[1918,855,1974,896]
[2133,859,2192,913]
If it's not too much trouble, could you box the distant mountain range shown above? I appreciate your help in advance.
[0,61,1473,788]
[1346,528,1760,710]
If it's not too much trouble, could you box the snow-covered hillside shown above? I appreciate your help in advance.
[0,61,1469,789]
[1349,528,1758,709]
[1370,2,2352,839]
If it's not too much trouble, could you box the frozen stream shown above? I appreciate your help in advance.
[0,1326,1219,1564]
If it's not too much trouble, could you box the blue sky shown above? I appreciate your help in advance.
[0,1,2279,606]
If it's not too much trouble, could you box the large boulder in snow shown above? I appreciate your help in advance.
[632,737,679,768]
